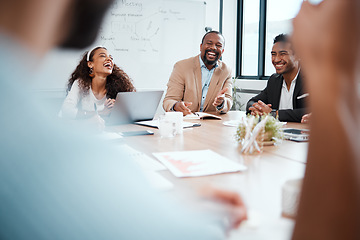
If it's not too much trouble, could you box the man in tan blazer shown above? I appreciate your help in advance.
[163,31,232,115]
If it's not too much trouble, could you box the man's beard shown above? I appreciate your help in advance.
[203,49,219,66]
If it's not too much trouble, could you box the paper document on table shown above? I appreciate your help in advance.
[183,112,222,120]
[152,150,247,177]
[118,144,166,171]
[135,120,200,128]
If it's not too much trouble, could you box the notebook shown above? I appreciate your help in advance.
[105,90,164,125]
[183,112,222,120]
[135,119,201,128]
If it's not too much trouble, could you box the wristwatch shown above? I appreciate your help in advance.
[270,109,278,119]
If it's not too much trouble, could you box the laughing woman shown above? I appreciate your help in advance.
[60,46,135,119]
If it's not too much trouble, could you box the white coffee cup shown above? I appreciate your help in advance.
[281,178,303,219]
[158,115,177,138]
[165,112,183,135]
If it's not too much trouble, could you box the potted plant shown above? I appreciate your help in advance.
[235,114,284,147]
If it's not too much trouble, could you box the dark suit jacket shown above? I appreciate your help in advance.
[246,72,308,122]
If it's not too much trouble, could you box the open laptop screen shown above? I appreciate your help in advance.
[105,90,164,125]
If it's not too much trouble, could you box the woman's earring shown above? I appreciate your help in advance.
[89,67,95,78]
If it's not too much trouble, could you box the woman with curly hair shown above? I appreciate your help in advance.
[60,46,135,119]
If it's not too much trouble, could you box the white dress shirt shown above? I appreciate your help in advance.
[199,56,218,111]
[278,70,299,110]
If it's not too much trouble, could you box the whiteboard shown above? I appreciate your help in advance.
[97,0,206,89]
[34,0,206,92]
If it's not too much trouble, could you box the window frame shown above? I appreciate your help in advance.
[236,0,269,80]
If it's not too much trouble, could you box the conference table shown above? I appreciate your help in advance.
[105,111,308,239]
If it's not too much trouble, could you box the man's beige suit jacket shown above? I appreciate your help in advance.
[163,55,233,113]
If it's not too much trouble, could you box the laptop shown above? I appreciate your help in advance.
[105,90,164,125]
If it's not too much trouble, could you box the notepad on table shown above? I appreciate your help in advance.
[135,120,201,128]
[184,112,222,120]
[152,149,247,177]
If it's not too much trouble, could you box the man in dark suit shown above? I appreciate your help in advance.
[246,34,308,122]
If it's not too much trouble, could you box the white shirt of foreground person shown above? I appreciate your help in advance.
[0,33,225,240]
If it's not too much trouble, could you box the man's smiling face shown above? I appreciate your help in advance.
[271,41,298,75]
[200,32,225,68]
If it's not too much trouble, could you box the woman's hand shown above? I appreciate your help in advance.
[104,98,115,109]
[99,98,115,116]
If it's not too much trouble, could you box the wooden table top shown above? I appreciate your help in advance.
[104,111,309,239]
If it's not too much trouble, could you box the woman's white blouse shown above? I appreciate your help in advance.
[60,80,106,119]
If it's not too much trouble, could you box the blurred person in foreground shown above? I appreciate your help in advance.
[292,0,360,239]
[0,0,246,239]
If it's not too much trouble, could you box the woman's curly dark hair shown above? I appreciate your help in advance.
[67,47,135,99]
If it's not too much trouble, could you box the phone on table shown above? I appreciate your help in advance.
[283,128,309,135]
[283,128,309,142]
[120,130,154,137]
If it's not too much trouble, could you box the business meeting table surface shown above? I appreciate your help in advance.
[104,111,308,239]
